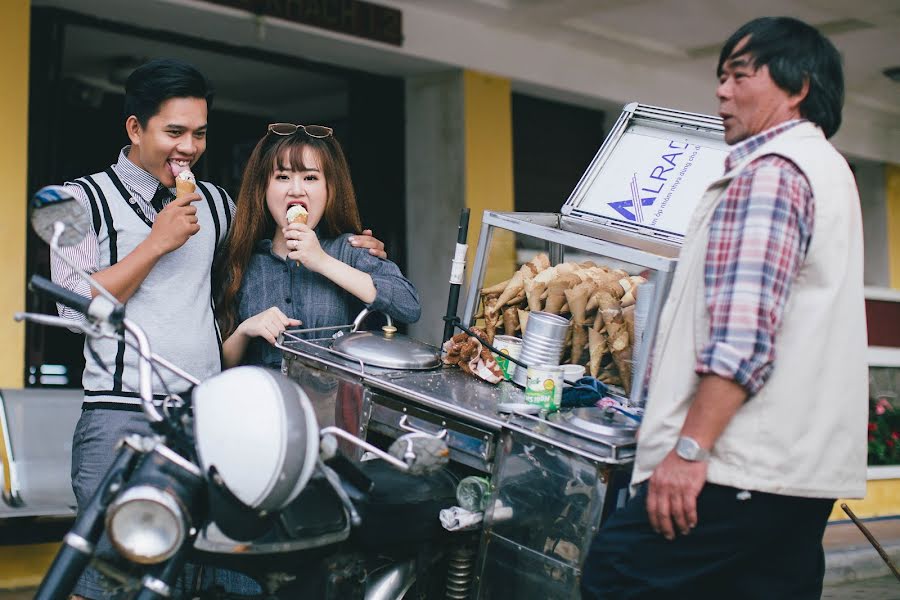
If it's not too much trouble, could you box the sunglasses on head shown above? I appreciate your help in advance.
[267,123,334,138]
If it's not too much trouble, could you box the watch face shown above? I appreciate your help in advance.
[676,437,706,461]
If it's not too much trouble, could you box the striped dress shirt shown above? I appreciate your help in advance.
[50,146,235,322]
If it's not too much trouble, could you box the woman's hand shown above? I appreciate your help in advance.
[284,223,330,272]
[236,307,301,346]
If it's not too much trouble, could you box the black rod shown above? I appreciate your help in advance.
[442,208,471,344]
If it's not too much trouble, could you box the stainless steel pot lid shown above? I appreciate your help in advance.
[550,406,638,441]
[331,327,442,370]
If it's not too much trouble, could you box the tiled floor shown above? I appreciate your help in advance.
[4,577,898,599]
[4,519,899,599]
[823,518,900,551]
[822,575,900,599]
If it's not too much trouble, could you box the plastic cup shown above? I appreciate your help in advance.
[561,364,586,386]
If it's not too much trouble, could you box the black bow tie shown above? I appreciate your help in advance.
[150,185,174,213]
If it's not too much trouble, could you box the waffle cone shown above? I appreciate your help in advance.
[175,179,196,198]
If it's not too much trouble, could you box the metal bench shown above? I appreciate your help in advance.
[1,388,82,518]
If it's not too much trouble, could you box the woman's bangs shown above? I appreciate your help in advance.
[272,139,323,173]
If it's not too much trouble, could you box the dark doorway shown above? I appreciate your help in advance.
[512,93,606,213]
[26,7,405,388]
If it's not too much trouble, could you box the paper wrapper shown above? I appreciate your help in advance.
[489,253,550,313]
[483,296,501,344]
[441,328,503,384]
[588,328,607,379]
[565,284,591,365]
[502,305,520,336]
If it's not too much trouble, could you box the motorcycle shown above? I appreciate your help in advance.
[22,185,474,599]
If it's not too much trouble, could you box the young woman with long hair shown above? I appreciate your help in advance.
[216,123,420,368]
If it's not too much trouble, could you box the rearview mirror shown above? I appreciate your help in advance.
[31,185,91,247]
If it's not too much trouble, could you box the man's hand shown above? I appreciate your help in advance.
[147,193,202,255]
[349,228,387,259]
[645,375,746,541]
[646,449,707,541]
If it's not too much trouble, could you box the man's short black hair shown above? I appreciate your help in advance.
[717,17,844,138]
[124,58,214,127]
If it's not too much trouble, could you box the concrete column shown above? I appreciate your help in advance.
[858,160,889,287]
[405,70,515,345]
[405,71,466,345]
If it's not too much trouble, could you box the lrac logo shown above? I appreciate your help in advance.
[608,141,689,223]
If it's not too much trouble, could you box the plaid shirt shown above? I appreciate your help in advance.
[695,120,815,394]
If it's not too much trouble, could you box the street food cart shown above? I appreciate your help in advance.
[279,103,729,598]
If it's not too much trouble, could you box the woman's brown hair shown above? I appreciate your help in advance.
[215,131,363,337]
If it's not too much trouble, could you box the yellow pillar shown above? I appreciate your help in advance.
[0,544,60,589]
[0,0,29,388]
[887,164,900,289]
[0,3,57,590]
[462,70,516,287]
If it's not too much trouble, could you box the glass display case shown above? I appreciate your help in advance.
[461,103,729,404]
[475,426,633,599]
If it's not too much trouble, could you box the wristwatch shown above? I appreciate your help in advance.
[675,436,710,462]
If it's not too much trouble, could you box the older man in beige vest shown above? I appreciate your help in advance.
[582,17,867,600]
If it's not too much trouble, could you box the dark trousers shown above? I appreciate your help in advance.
[581,482,834,600]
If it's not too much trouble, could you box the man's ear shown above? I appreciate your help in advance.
[125,115,143,146]
[789,77,811,112]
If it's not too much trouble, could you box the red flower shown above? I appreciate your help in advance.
[869,423,878,432]
[888,439,895,449]
[893,431,900,440]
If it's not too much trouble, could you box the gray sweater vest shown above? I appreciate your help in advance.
[72,169,230,406]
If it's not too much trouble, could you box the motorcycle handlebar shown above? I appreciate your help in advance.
[25,278,163,424]
[29,274,92,315]
[29,274,125,326]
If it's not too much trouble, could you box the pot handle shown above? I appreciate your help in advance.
[350,308,395,333]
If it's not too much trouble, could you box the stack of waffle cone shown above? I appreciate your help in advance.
[475,252,649,395]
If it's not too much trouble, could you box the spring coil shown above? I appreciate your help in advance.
[445,544,476,599]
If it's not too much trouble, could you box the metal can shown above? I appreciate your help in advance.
[491,335,523,380]
[524,364,563,411]
[456,475,492,512]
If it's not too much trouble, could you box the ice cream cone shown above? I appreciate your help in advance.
[175,170,196,198]
[286,204,308,225]
[286,205,309,267]
[175,178,196,198]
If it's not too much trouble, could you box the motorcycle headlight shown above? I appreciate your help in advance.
[106,485,186,564]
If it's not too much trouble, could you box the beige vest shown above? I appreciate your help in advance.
[632,122,868,499]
